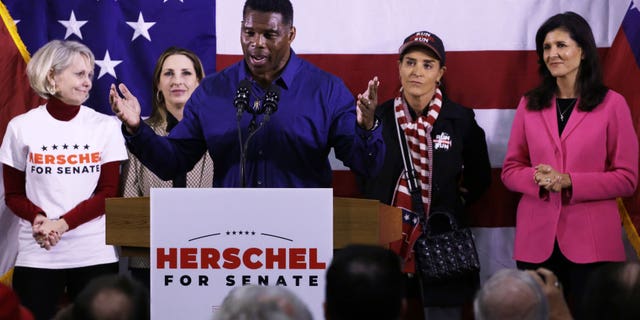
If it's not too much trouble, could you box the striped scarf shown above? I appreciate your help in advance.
[392,88,443,217]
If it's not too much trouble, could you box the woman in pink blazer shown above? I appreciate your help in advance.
[501,11,638,317]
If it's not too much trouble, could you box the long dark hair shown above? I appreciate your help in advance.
[525,11,607,111]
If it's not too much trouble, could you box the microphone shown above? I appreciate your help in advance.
[263,84,280,117]
[233,80,252,119]
[237,82,280,188]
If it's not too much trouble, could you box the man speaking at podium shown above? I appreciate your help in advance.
[110,0,384,188]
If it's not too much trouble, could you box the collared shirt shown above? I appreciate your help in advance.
[125,51,384,188]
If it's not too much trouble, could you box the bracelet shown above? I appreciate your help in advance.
[368,117,380,131]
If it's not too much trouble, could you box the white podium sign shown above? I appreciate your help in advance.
[150,188,333,320]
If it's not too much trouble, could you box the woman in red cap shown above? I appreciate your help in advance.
[357,31,492,319]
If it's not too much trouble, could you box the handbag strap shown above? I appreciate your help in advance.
[424,211,459,236]
[394,116,426,219]
[393,116,429,265]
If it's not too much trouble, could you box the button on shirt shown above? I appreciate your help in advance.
[124,51,385,188]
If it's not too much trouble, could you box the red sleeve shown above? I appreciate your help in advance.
[3,164,45,224]
[62,161,121,230]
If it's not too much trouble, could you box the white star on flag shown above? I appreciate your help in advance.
[58,11,88,40]
[95,51,122,79]
[126,12,156,41]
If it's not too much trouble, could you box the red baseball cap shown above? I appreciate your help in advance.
[399,31,446,65]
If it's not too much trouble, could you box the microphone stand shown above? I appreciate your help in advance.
[234,80,251,187]
[239,84,280,187]
[237,113,247,188]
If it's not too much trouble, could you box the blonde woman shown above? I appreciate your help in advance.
[0,40,127,320]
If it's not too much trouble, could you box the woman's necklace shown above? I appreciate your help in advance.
[557,98,577,122]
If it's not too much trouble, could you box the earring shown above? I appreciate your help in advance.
[436,80,441,87]
[46,81,56,95]
[156,90,164,102]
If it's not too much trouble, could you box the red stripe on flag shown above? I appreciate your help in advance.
[303,51,541,109]
[467,169,519,227]
[332,170,361,198]
[218,49,609,110]
[604,19,640,234]
[0,13,43,142]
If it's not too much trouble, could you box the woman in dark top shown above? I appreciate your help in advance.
[357,30,491,319]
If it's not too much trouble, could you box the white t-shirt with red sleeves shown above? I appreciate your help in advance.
[0,105,128,269]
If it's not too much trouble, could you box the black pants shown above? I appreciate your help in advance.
[13,262,118,320]
[516,242,607,319]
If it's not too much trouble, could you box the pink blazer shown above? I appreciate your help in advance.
[501,90,638,263]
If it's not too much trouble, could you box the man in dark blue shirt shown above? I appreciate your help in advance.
[110,0,384,188]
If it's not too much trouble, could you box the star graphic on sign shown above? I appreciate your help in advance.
[63,144,68,149]
[95,51,123,79]
[58,11,88,40]
[14,20,19,25]
[126,12,156,41]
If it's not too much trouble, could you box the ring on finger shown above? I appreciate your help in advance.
[554,281,561,288]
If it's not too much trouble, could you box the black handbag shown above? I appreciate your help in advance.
[393,115,480,281]
[414,211,480,281]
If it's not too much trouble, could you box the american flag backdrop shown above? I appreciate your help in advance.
[604,1,640,254]
[1,0,640,318]
[4,0,216,116]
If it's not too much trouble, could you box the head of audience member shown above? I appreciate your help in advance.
[241,0,296,87]
[534,11,602,97]
[53,305,73,320]
[0,283,34,320]
[213,285,312,320]
[149,47,205,126]
[27,39,95,106]
[324,244,406,320]
[397,31,447,111]
[71,274,149,320]
[474,268,549,320]
[582,261,640,320]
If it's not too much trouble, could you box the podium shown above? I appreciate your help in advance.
[105,196,402,256]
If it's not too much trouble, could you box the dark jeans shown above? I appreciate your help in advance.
[13,262,118,320]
